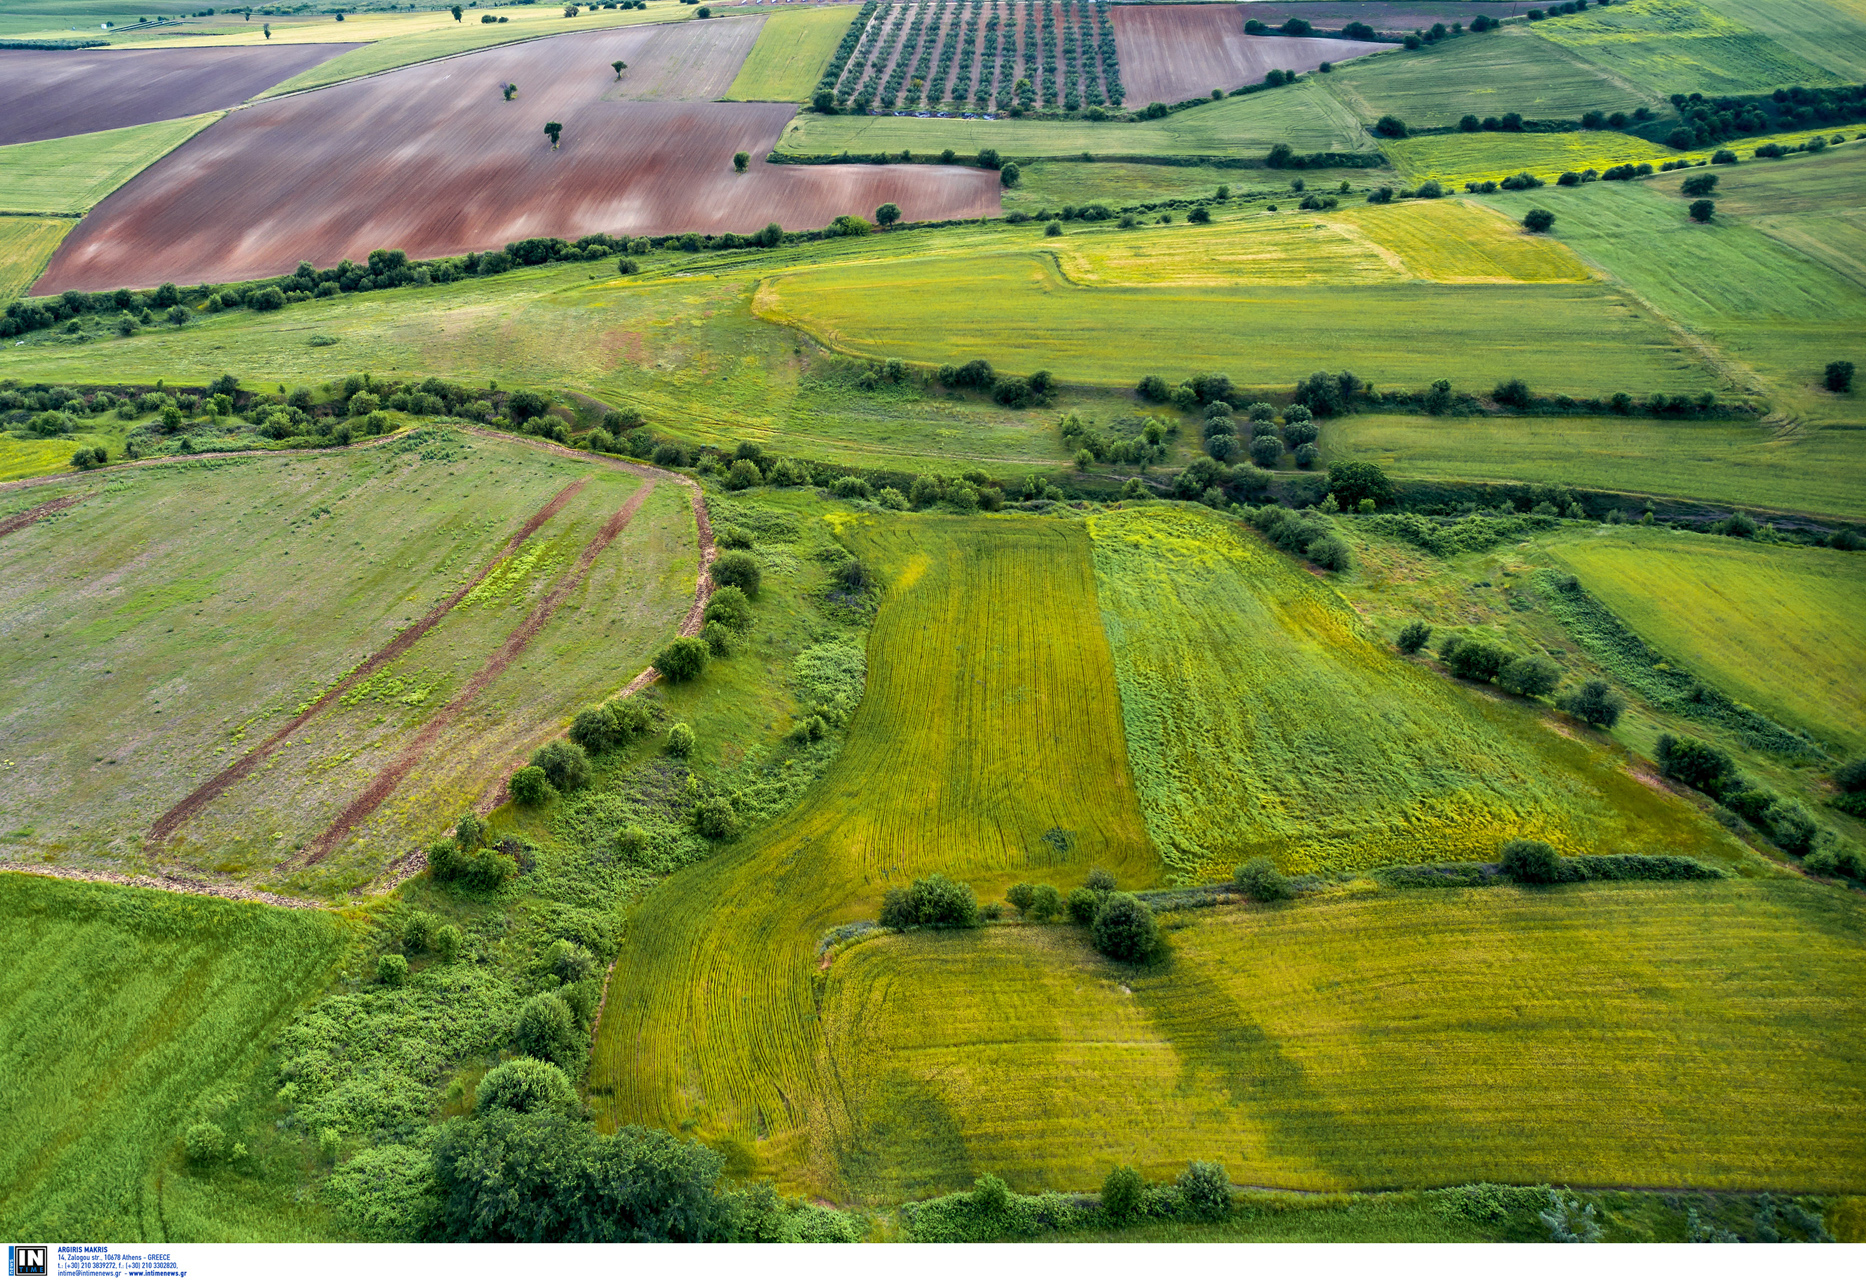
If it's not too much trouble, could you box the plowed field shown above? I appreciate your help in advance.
[1111,5,1386,103]
[0,44,359,146]
[34,26,999,293]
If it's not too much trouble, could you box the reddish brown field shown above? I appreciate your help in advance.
[1113,4,1387,103]
[1221,2,1528,30]
[0,45,361,146]
[34,25,1000,293]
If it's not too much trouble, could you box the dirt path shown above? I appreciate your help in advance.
[293,482,658,867]
[146,476,589,846]
[0,492,88,538]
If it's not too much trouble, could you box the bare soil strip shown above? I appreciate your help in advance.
[0,492,86,538]
[295,482,656,866]
[146,476,588,846]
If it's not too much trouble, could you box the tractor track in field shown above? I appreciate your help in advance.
[291,481,658,868]
[146,476,589,847]
[0,492,87,537]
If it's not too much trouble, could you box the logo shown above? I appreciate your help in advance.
[7,1246,46,1277]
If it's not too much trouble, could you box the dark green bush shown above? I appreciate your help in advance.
[513,992,583,1072]
[1444,638,1510,681]
[1557,678,1625,729]
[1102,1165,1143,1223]
[692,795,741,839]
[1497,655,1561,698]
[568,704,621,753]
[1655,733,1736,793]
[701,585,753,632]
[1066,885,1100,925]
[1176,1160,1231,1220]
[1232,856,1291,902]
[477,1056,577,1114]
[1090,893,1158,961]
[710,551,762,595]
[1026,883,1062,922]
[1498,839,1562,884]
[1397,620,1432,654]
[654,636,709,683]
[509,765,552,806]
[530,739,590,793]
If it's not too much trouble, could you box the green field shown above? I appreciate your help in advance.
[1385,125,1856,186]
[590,514,1158,1192]
[1324,25,1652,129]
[1323,413,1866,519]
[0,217,74,298]
[820,879,1866,1198]
[1088,506,1753,879]
[1536,0,1845,94]
[1545,527,1866,753]
[0,431,694,897]
[725,5,855,101]
[778,79,1376,158]
[0,113,222,215]
[0,873,350,1239]
[1701,143,1866,289]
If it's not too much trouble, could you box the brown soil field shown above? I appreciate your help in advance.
[1113,5,1388,103]
[0,45,362,147]
[34,27,1001,294]
[602,15,767,101]
[1217,2,1530,31]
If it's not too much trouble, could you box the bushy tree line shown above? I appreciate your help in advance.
[899,1161,1232,1241]
[1655,734,1863,876]
[1006,868,1160,961]
[1662,84,1866,150]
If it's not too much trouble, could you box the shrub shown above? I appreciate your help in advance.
[434,924,463,963]
[1688,199,1715,223]
[1557,678,1625,729]
[1498,839,1562,884]
[710,550,761,595]
[568,704,621,753]
[1006,883,1036,914]
[1327,460,1392,508]
[1681,173,1717,197]
[1375,115,1408,138]
[881,874,981,929]
[1397,620,1432,654]
[1497,655,1561,698]
[1102,1165,1144,1223]
[185,1122,228,1167]
[1305,534,1352,573]
[1523,208,1555,233]
[530,739,590,793]
[377,953,409,986]
[1835,758,1866,793]
[1828,361,1856,393]
[1444,638,1510,681]
[1187,206,1211,224]
[655,636,709,683]
[726,458,762,489]
[509,765,553,806]
[514,992,583,1070]
[692,795,740,840]
[1065,886,1101,925]
[1025,883,1062,922]
[1492,378,1532,409]
[477,1057,577,1114]
[1232,856,1291,903]
[666,722,695,756]
[702,584,754,632]
[1248,435,1281,469]
[1763,799,1819,856]
[1655,733,1736,793]
[1177,1161,1231,1220]
[1090,893,1158,961]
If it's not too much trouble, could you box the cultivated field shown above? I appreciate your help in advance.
[1700,142,1866,289]
[726,3,858,100]
[1387,123,1857,185]
[820,880,1866,1198]
[1700,0,1866,80]
[0,431,696,896]
[1534,0,1844,95]
[0,873,350,1239]
[1111,6,1385,104]
[1544,528,1866,753]
[31,26,1000,292]
[0,217,74,298]
[601,16,769,101]
[0,44,356,146]
[1087,507,1751,879]
[0,113,220,215]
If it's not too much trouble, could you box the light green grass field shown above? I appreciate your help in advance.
[0,113,221,214]
[0,0,196,37]
[0,873,350,1239]
[1701,0,1866,80]
[590,514,1158,1194]
[821,879,1866,1199]
[1544,527,1866,753]
[1698,143,1866,288]
[1323,25,1652,129]
[1088,506,1753,880]
[1384,125,1856,185]
[1322,413,1866,519]
[0,217,74,297]
[724,4,854,101]
[1535,0,1844,94]
[0,431,693,898]
[1001,161,1243,212]
[778,79,1375,158]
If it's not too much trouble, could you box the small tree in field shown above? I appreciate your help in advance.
[509,765,552,806]
[544,122,563,149]
[1499,839,1562,884]
[1688,198,1715,223]
[1523,207,1555,233]
[612,59,626,80]
[1557,678,1625,729]
[875,202,901,228]
[451,4,462,19]
[654,636,709,683]
[503,83,518,101]
[1827,360,1855,393]
[1091,893,1158,961]
[733,151,749,172]
[1233,857,1291,903]
[1397,620,1432,654]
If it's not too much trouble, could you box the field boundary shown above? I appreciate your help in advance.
[0,861,319,909]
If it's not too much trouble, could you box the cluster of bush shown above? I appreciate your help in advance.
[1004,869,1161,961]
[428,813,520,891]
[1247,503,1353,572]
[1525,0,1610,19]
[1492,838,1721,885]
[880,873,983,930]
[1060,411,1169,470]
[934,358,1056,410]
[1662,85,1866,151]
[1657,735,1863,876]
[1754,132,1853,160]
[810,0,878,112]
[1398,622,1628,725]
[2,283,193,340]
[1197,398,1318,469]
[901,1161,1234,1241]
[1263,142,1389,170]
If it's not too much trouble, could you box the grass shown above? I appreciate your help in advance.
[1086,505,1755,880]
[0,217,75,298]
[1327,199,1592,282]
[724,4,857,102]
[1535,0,1845,95]
[1698,142,1866,289]
[0,113,222,215]
[1383,123,1857,185]
[0,872,351,1239]
[589,513,1158,1194]
[1543,527,1866,754]
[819,879,1866,1199]
[1322,25,1655,129]
[1321,413,1866,519]
[0,430,694,899]
[777,79,1376,158]
[1001,161,1244,213]
[1699,0,1866,81]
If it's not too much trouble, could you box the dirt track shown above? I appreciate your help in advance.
[0,493,87,538]
[1111,5,1387,103]
[0,44,360,146]
[146,476,589,846]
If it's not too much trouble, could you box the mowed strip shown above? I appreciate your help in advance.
[296,482,656,865]
[147,477,588,846]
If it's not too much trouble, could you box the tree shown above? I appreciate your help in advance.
[531,739,590,792]
[692,795,740,839]
[725,458,762,490]
[477,1057,576,1114]
[1187,206,1211,224]
[1233,856,1291,903]
[1177,1161,1231,1220]
[1656,733,1735,793]
[1327,460,1392,508]
[1680,172,1717,197]
[509,765,553,806]
[666,722,695,756]
[1000,162,1020,187]
[812,88,836,113]
[702,584,753,632]
[451,3,462,19]
[1827,360,1855,392]
[612,59,626,80]
[1102,1165,1143,1223]
[1688,198,1715,223]
[569,704,621,753]
[874,202,900,228]
[976,148,1001,169]
[733,151,749,173]
[503,83,517,101]
[1492,377,1532,409]
[1445,638,1510,681]
[1523,207,1555,233]
[1091,893,1158,961]
[377,953,408,985]
[514,992,582,1070]
[882,874,980,929]
[1497,655,1561,698]
[1066,886,1101,925]
[1026,883,1062,921]
[1375,115,1408,138]
[655,636,710,683]
[1007,883,1037,915]
[544,122,563,149]
[1557,679,1625,729]
[1397,621,1432,654]
[710,550,761,594]
[1498,839,1562,884]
